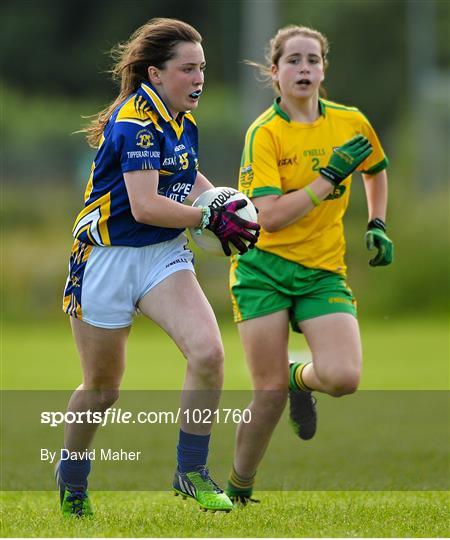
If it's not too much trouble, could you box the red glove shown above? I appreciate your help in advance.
[206,199,260,256]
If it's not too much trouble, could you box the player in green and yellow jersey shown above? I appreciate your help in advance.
[226,25,393,504]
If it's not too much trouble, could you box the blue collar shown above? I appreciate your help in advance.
[138,82,182,123]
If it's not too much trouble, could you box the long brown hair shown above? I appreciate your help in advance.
[247,25,329,97]
[82,18,202,148]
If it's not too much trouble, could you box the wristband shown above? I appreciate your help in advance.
[367,218,386,232]
[319,167,339,187]
[304,186,320,207]
[194,206,211,235]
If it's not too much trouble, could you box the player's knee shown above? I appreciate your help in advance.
[188,341,224,380]
[83,386,120,410]
[327,369,360,397]
[97,388,120,410]
[254,385,288,412]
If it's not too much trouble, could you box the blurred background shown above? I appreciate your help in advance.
[2,0,449,347]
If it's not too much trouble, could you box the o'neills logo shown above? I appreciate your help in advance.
[209,188,236,209]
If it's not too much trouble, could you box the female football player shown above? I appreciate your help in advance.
[226,24,393,503]
[58,18,259,516]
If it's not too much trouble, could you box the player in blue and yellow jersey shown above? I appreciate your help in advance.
[57,18,259,516]
[226,25,393,504]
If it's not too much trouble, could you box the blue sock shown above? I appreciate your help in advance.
[59,451,91,490]
[177,429,210,473]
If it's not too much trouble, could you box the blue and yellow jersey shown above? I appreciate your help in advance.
[72,82,199,247]
[238,97,388,274]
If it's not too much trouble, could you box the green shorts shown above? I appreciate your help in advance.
[230,248,357,333]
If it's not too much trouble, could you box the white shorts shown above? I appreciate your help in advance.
[63,234,195,329]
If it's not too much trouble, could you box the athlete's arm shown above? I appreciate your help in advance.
[255,135,373,232]
[124,169,203,228]
[362,169,394,266]
[185,171,215,203]
[253,176,334,232]
[362,169,388,222]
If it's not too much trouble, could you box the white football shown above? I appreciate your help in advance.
[189,187,258,257]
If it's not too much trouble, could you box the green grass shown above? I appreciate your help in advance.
[1,317,448,536]
[1,491,448,537]
[2,317,449,390]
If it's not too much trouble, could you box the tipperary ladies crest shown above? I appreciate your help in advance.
[136,129,154,148]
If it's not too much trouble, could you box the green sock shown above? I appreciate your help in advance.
[289,362,313,391]
[227,465,256,497]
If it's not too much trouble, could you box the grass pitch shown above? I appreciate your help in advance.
[1,317,448,537]
[3,316,448,390]
[1,491,448,537]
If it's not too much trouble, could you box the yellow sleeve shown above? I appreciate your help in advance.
[356,113,389,174]
[238,126,282,198]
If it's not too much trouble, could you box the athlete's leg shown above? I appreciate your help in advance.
[138,270,224,435]
[231,311,290,481]
[138,270,232,511]
[56,318,130,515]
[65,318,130,451]
[298,313,362,397]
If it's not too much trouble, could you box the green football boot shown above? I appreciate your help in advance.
[60,489,94,517]
[173,466,233,512]
[55,461,93,517]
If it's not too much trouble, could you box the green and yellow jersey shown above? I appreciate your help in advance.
[239,97,388,274]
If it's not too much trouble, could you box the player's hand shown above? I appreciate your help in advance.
[365,218,394,266]
[320,135,373,186]
[206,199,260,256]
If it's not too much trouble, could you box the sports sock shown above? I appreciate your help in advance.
[290,361,314,392]
[59,453,91,490]
[227,465,256,496]
[177,429,210,473]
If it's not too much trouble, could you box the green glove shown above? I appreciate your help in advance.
[320,135,373,186]
[365,218,394,266]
